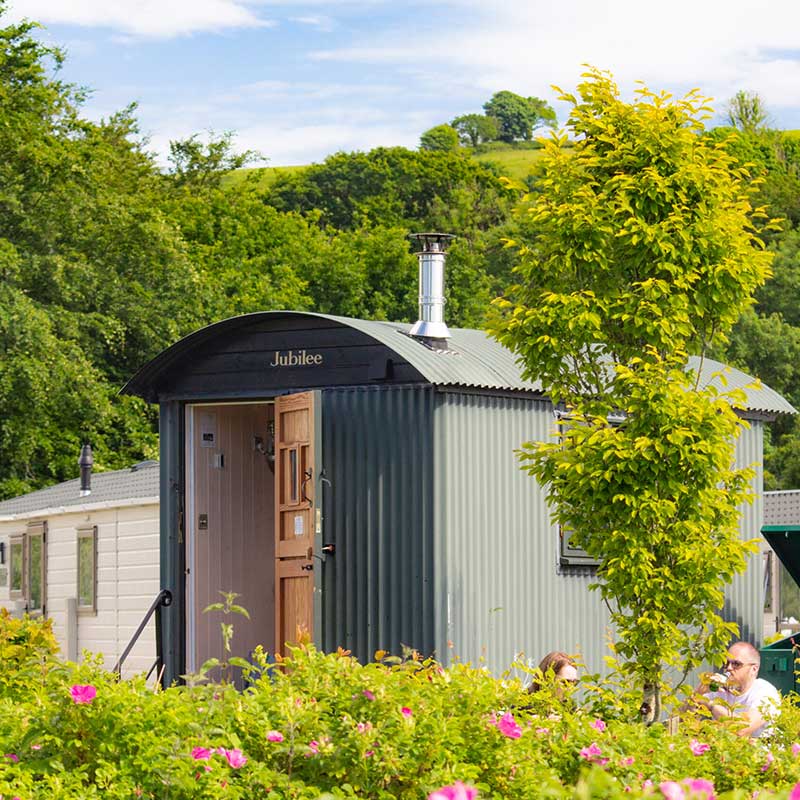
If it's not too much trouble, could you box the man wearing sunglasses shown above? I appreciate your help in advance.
[695,641,780,738]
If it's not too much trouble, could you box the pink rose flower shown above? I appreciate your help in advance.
[590,719,606,732]
[217,748,247,768]
[307,740,319,756]
[356,721,372,734]
[659,781,685,800]
[70,684,97,705]
[622,756,635,766]
[793,743,800,758]
[689,739,710,756]
[789,783,800,800]
[496,711,522,739]
[401,706,413,718]
[535,727,550,735]
[683,778,715,800]
[428,781,478,800]
[580,742,603,761]
[362,689,375,701]
[762,752,774,772]
[191,747,212,761]
[365,749,374,758]
[4,753,19,763]
[266,731,284,743]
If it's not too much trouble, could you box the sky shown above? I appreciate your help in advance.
[5,0,800,167]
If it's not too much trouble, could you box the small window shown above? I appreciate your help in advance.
[77,526,97,613]
[559,524,600,567]
[9,535,24,597]
[9,523,47,614]
[26,522,46,616]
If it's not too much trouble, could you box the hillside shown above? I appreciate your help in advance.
[224,143,548,189]
[225,131,800,188]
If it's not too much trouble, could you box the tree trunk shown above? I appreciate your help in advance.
[640,681,661,726]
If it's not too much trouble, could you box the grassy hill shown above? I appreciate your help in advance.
[224,132,800,189]
[223,143,546,190]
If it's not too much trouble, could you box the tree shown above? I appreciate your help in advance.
[491,68,775,721]
[419,124,459,152]
[168,132,263,189]
[0,8,190,494]
[451,113,499,147]
[726,90,769,133]
[483,90,556,142]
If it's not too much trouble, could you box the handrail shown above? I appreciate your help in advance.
[114,588,172,678]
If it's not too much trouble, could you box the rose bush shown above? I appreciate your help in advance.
[5,618,800,799]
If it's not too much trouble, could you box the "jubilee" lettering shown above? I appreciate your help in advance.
[269,350,324,367]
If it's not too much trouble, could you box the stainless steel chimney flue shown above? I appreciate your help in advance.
[408,232,454,345]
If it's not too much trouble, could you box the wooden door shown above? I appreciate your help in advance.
[274,391,316,655]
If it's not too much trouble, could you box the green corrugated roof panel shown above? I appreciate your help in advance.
[334,316,796,415]
[329,316,542,393]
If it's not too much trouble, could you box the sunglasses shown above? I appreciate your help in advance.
[724,659,757,671]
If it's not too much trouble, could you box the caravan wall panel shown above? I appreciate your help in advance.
[0,505,159,679]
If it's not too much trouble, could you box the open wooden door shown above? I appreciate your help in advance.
[274,391,319,656]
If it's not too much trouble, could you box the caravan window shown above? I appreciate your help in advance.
[77,526,97,612]
[8,522,47,615]
[9,535,23,597]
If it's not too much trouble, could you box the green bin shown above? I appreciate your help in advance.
[759,635,799,695]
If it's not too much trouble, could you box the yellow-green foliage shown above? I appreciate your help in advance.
[0,608,59,698]
[491,67,777,712]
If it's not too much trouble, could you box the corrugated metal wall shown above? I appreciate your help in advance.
[725,419,766,645]
[434,393,767,678]
[434,391,610,676]
[320,386,436,661]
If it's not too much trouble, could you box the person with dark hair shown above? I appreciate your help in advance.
[694,641,780,738]
[528,651,579,698]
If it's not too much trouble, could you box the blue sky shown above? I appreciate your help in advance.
[6,1,800,166]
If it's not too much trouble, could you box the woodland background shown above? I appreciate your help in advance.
[2,14,800,500]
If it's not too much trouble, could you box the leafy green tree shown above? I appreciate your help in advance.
[726,90,769,132]
[266,146,511,232]
[0,9,188,494]
[168,131,263,189]
[491,68,774,721]
[483,90,556,142]
[419,124,459,152]
[451,113,499,147]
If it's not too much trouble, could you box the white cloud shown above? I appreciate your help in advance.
[6,0,273,38]
[311,0,800,120]
[289,15,334,32]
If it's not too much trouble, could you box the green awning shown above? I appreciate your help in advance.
[763,524,800,593]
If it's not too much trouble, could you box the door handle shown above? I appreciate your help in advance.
[301,468,312,503]
[301,563,313,571]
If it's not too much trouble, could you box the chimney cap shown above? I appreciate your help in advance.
[409,232,455,252]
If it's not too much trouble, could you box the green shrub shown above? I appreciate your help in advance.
[4,642,800,798]
[0,608,59,700]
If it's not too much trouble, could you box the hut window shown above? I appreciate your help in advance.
[9,535,23,598]
[77,526,97,613]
